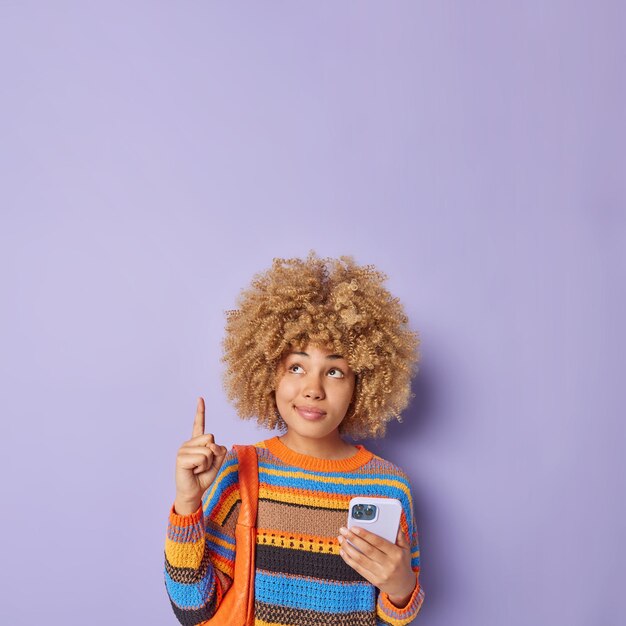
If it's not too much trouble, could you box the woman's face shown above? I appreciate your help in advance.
[274,343,356,440]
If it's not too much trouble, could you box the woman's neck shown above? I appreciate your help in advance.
[278,431,358,460]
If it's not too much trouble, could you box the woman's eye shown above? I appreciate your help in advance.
[289,364,304,373]
[328,368,344,378]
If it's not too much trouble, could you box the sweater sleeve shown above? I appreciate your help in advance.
[376,473,425,625]
[164,448,241,625]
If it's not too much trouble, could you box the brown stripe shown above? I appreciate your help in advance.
[255,600,377,626]
[257,499,348,536]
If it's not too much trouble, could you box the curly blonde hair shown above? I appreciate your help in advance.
[220,251,420,439]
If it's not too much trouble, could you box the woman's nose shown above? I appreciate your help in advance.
[303,377,324,399]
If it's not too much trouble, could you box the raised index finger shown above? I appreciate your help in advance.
[192,397,205,438]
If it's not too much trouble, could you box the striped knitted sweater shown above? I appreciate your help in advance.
[165,436,425,625]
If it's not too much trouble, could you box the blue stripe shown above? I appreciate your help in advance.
[260,469,409,496]
[205,537,235,562]
[164,568,216,609]
[205,524,235,545]
[255,570,375,612]
[258,460,410,485]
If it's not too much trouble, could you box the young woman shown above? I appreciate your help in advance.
[165,252,425,625]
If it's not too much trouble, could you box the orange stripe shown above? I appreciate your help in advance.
[213,553,235,578]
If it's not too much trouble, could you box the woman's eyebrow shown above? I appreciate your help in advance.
[290,351,344,360]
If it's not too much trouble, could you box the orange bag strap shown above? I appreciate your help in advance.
[233,445,259,528]
[199,445,258,626]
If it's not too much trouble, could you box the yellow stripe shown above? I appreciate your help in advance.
[380,615,418,626]
[165,536,204,569]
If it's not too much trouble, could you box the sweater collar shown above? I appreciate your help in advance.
[264,435,374,472]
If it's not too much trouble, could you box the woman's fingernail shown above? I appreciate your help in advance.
[339,527,348,535]
[337,535,343,544]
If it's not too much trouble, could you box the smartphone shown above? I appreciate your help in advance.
[346,497,402,551]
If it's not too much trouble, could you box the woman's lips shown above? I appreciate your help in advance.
[295,406,326,421]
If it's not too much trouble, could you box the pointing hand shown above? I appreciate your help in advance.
[174,397,228,515]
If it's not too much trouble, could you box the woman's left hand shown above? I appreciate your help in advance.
[337,524,417,605]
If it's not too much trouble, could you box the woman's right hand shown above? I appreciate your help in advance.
[174,397,228,515]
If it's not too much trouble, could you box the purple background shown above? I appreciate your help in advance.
[1,2,624,624]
